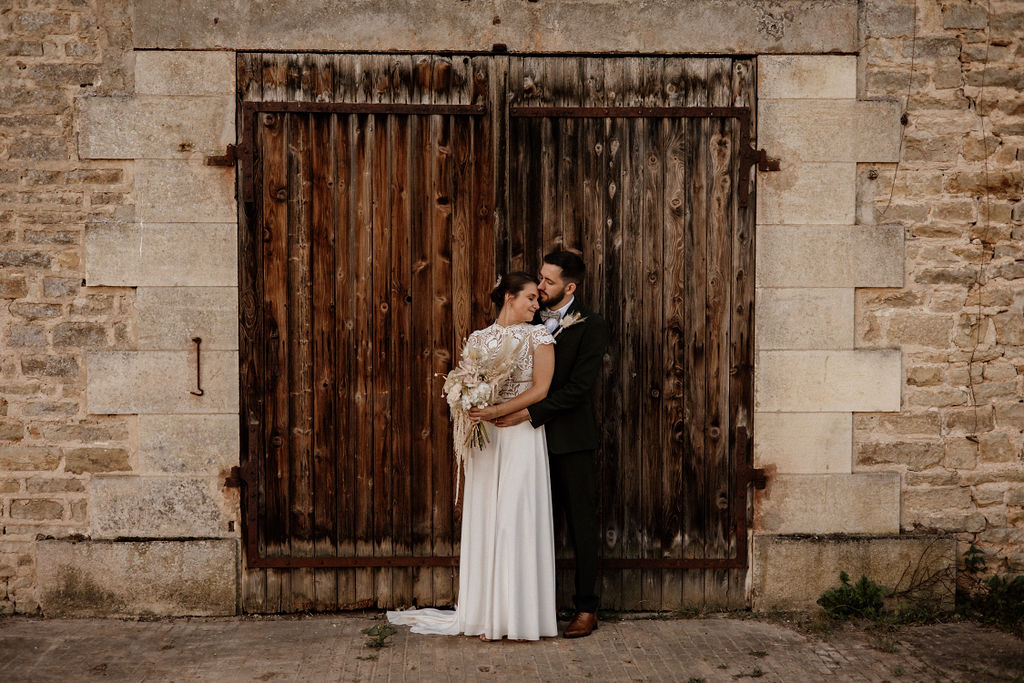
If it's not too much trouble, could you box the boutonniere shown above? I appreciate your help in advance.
[553,312,587,338]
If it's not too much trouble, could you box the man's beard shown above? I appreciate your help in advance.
[541,285,568,309]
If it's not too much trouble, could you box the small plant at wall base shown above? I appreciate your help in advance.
[817,572,887,620]
[956,545,1024,637]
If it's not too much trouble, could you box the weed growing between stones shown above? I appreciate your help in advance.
[956,545,1024,637]
[361,623,396,648]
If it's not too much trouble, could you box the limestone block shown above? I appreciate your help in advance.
[133,0,859,54]
[755,288,854,350]
[758,100,902,162]
[88,475,233,538]
[137,287,238,351]
[37,539,237,616]
[77,96,234,159]
[86,223,237,287]
[757,55,857,99]
[756,162,856,225]
[756,225,904,288]
[752,535,956,610]
[136,160,236,223]
[86,351,239,414]
[755,473,900,534]
[754,412,852,473]
[138,414,239,475]
[755,350,902,412]
[135,51,236,95]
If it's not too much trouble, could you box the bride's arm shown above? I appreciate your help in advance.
[469,343,555,422]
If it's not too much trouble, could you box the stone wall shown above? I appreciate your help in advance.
[0,0,136,614]
[854,0,1024,574]
[0,0,1020,615]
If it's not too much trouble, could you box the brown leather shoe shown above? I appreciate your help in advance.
[563,611,598,638]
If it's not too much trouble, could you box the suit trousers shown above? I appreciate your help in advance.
[549,448,599,613]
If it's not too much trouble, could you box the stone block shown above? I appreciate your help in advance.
[138,414,239,475]
[136,160,236,223]
[757,162,856,225]
[86,351,239,414]
[752,535,956,610]
[11,499,64,520]
[757,55,857,100]
[755,350,902,412]
[88,475,233,538]
[78,96,234,159]
[86,223,237,287]
[64,447,131,474]
[133,0,859,54]
[755,473,900,534]
[758,100,903,162]
[37,539,237,616]
[756,225,904,288]
[137,287,238,351]
[754,412,852,473]
[755,288,854,350]
[135,51,236,95]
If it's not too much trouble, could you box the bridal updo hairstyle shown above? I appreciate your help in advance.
[489,271,538,309]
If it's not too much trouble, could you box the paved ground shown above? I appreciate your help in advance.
[1,612,1022,682]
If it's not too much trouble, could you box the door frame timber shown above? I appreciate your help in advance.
[234,84,766,572]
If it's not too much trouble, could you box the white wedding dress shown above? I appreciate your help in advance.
[387,322,558,641]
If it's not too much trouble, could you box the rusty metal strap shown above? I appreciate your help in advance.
[243,101,487,116]
[246,555,746,569]
[510,105,751,119]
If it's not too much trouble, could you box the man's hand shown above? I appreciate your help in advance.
[492,408,531,428]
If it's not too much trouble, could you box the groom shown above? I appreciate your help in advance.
[494,250,608,638]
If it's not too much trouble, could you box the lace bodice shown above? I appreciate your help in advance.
[467,323,555,402]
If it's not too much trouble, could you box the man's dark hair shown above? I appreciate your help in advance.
[543,250,586,286]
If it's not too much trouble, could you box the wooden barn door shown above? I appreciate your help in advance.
[235,53,760,612]
[236,54,494,612]
[503,57,759,610]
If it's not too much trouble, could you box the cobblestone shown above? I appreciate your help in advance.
[0,614,1021,682]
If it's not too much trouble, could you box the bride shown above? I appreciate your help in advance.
[387,272,558,641]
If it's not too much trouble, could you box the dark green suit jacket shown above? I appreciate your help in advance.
[527,300,609,455]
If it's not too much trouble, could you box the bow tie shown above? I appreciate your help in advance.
[539,309,561,322]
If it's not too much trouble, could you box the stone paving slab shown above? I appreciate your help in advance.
[0,613,1021,682]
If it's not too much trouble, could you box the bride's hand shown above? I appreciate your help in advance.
[468,405,499,423]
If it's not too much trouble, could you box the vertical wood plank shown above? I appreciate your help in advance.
[390,106,415,608]
[473,56,497,332]
[410,114,434,608]
[260,103,289,615]
[595,57,619,611]
[311,111,338,611]
[286,107,315,612]
[640,96,665,611]
[704,58,737,609]
[491,56,510,277]
[237,51,264,614]
[506,57,525,272]
[430,113,456,607]
[261,53,288,101]
[334,112,357,609]
[353,112,376,607]
[372,113,395,609]
[661,117,687,611]
[682,58,710,608]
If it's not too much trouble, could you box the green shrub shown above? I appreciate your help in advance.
[817,571,887,620]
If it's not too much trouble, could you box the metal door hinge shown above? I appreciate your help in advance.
[224,462,254,488]
[206,144,238,166]
[739,145,780,207]
[753,147,780,172]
